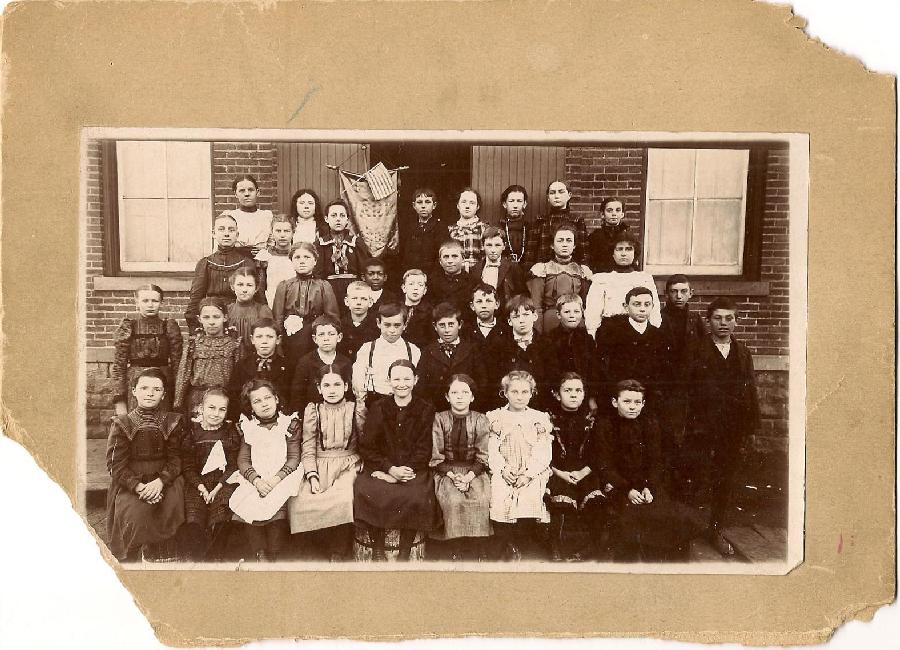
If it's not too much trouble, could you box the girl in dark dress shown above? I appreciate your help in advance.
[106,368,185,562]
[178,388,241,561]
[353,359,440,561]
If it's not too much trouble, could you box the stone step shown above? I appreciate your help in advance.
[86,438,110,493]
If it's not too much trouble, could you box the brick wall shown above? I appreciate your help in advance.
[566,146,645,232]
[212,142,278,215]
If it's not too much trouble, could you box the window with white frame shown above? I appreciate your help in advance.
[116,141,213,272]
[644,148,750,276]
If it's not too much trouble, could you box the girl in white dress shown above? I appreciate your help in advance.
[486,370,553,561]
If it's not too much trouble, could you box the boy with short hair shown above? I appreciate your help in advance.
[338,281,379,360]
[361,257,400,311]
[289,315,353,415]
[415,302,486,409]
[228,318,292,419]
[467,282,509,348]
[399,187,445,275]
[186,214,263,332]
[400,268,433,348]
[430,240,476,313]
[594,287,666,406]
[485,294,549,410]
[471,226,527,311]
[351,302,422,408]
[544,294,597,411]
[687,297,760,556]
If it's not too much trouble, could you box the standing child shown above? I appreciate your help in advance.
[288,367,363,561]
[498,185,529,264]
[400,268,433,348]
[174,298,241,419]
[351,303,421,409]
[485,295,549,410]
[586,197,633,273]
[546,373,602,561]
[544,294,597,412]
[289,315,352,415]
[467,283,509,349]
[361,257,400,311]
[228,318,292,419]
[447,187,489,272]
[106,368,185,562]
[222,175,274,255]
[522,180,588,269]
[353,360,440,561]
[185,214,261,333]
[486,371,553,561]
[415,302,486,410]
[430,240,476,313]
[472,226,527,311]
[179,388,241,562]
[584,232,661,336]
[528,223,593,334]
[226,267,273,359]
[338,281,379,360]
[430,375,492,560]
[592,380,698,561]
[315,199,370,305]
[290,188,325,245]
[399,188,445,276]
[687,297,760,556]
[228,379,304,562]
[255,214,297,310]
[111,284,183,415]
[272,242,340,366]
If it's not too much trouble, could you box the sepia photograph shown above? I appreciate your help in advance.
[79,128,806,572]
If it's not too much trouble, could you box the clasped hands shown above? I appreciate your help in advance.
[372,465,416,484]
[446,470,475,493]
[252,475,282,497]
[197,483,222,504]
[135,478,164,504]
[627,487,654,505]
[501,467,530,488]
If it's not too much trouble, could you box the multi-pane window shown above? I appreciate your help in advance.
[116,141,212,272]
[644,148,750,275]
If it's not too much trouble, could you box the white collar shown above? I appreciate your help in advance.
[629,318,649,334]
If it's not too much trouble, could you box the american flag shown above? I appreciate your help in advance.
[365,161,396,200]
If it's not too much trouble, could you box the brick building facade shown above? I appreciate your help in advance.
[84,138,792,476]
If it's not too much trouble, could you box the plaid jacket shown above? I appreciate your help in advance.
[522,212,588,269]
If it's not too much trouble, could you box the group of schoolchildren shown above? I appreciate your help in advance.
[105,175,760,565]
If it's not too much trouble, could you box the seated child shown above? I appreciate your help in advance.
[447,187,488,272]
[288,367,363,561]
[185,214,261,333]
[546,373,603,561]
[174,298,241,419]
[315,199,370,305]
[687,297,760,556]
[522,180,588,268]
[429,374,492,560]
[400,268,433,348]
[544,294,597,412]
[498,184,529,264]
[586,197,632,273]
[228,379,304,562]
[228,318,292,419]
[592,380,698,562]
[584,232,661,336]
[179,388,241,561]
[485,295,549,411]
[594,287,667,406]
[528,222,592,334]
[353,360,440,561]
[487,370,553,561]
[106,368,185,562]
[289,315,352,415]
[399,187,445,276]
[471,226,527,310]
[430,240,476,313]
[271,241,340,365]
[415,302,486,410]
[224,175,274,254]
[338,281,379,360]
[226,267,273,359]
[361,257,400,311]
[466,282,509,347]
[351,303,422,409]
[255,214,298,310]
[290,188,324,245]
[111,284,182,415]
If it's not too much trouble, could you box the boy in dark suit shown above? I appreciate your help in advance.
[466,282,509,349]
[338,281,379,361]
[430,240,476,313]
[471,226,527,314]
